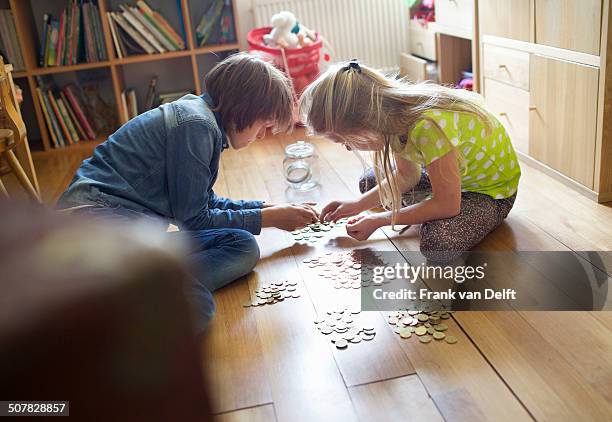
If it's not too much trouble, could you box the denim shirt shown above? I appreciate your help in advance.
[57,94,263,234]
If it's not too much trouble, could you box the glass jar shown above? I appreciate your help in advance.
[283,141,319,191]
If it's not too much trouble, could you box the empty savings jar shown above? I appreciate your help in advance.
[283,140,319,191]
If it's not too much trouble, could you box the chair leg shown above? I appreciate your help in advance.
[0,176,9,198]
[3,150,41,202]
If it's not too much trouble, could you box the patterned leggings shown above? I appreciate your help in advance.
[359,168,516,263]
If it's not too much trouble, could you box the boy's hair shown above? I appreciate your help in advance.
[299,61,495,227]
[205,53,294,134]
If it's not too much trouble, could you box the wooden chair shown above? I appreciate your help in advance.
[0,56,40,201]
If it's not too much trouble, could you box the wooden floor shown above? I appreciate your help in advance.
[4,130,612,421]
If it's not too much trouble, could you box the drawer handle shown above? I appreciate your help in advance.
[498,64,509,72]
[499,112,508,116]
[529,106,537,111]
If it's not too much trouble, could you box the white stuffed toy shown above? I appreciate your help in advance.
[264,11,315,48]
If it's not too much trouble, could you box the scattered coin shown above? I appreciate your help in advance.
[246,280,302,307]
[387,310,458,345]
[336,339,349,349]
[314,307,376,350]
[433,331,446,340]
[445,335,458,344]
[399,328,412,339]
[419,335,432,344]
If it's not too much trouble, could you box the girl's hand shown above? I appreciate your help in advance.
[320,200,360,222]
[346,215,386,241]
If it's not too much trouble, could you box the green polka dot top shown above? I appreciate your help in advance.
[391,109,521,200]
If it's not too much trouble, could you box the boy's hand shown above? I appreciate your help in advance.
[346,215,386,241]
[320,200,360,222]
[261,204,319,231]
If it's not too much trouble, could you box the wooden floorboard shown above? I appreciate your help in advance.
[348,374,444,422]
[213,404,277,422]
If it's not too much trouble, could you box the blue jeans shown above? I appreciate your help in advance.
[72,205,260,334]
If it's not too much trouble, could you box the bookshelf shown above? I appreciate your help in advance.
[2,0,240,153]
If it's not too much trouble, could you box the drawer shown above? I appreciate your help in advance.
[435,0,474,34]
[400,53,438,83]
[483,44,530,91]
[484,78,529,154]
[409,21,437,61]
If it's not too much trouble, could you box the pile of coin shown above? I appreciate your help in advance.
[243,280,301,307]
[314,307,376,349]
[386,310,458,344]
[302,250,384,289]
[290,218,349,244]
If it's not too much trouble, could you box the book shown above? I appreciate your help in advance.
[93,1,108,60]
[57,10,66,66]
[129,5,175,52]
[48,92,74,145]
[57,97,80,143]
[120,90,129,122]
[144,75,158,110]
[106,11,124,59]
[111,11,155,54]
[47,19,60,66]
[36,87,60,148]
[119,5,165,53]
[64,84,97,140]
[60,90,88,140]
[39,14,50,67]
[137,0,184,49]
[135,1,182,51]
[175,0,187,46]
[0,10,25,70]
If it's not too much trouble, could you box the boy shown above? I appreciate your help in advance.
[57,53,318,332]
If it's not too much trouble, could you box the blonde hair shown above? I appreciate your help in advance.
[299,61,494,227]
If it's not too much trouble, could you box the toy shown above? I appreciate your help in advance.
[263,11,316,48]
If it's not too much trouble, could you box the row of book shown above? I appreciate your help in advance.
[0,9,25,71]
[40,1,107,68]
[107,1,185,59]
[35,80,98,148]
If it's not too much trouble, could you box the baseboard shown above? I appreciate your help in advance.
[516,151,600,202]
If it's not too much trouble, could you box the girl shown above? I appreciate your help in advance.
[57,53,319,333]
[300,60,520,262]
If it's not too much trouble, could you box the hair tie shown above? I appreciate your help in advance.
[343,59,362,74]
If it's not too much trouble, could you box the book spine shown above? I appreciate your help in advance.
[120,90,129,122]
[82,2,94,62]
[48,92,73,144]
[60,91,87,140]
[48,20,59,67]
[135,1,180,51]
[57,10,66,66]
[35,87,60,148]
[106,12,123,59]
[119,5,165,53]
[46,91,67,146]
[64,85,96,139]
[73,0,81,64]
[43,17,52,67]
[130,5,175,51]
[152,10,184,49]
[39,14,49,67]
[70,0,78,64]
[112,11,155,54]
[91,1,107,60]
[175,0,187,47]
[57,97,80,142]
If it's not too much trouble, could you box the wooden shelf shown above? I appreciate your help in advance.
[5,0,241,153]
[32,138,106,157]
[32,61,113,76]
[193,43,241,55]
